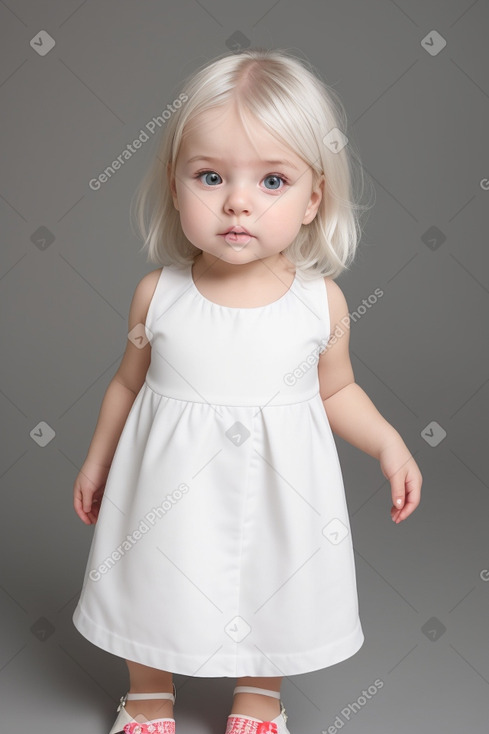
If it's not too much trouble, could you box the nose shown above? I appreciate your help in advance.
[223,182,251,215]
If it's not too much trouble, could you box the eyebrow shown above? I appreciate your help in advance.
[186,155,300,171]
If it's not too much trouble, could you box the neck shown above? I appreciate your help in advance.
[194,252,291,281]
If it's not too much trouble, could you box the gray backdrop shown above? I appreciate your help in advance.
[1,1,488,732]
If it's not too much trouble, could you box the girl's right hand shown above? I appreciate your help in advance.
[73,461,111,525]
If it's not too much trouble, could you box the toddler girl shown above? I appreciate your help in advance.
[73,47,422,734]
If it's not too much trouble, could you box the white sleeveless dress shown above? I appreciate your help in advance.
[72,263,364,677]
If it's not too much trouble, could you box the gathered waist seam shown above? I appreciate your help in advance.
[143,380,320,408]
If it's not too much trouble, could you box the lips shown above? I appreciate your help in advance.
[221,227,253,250]
[221,226,252,236]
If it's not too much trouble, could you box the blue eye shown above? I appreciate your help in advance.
[263,174,285,190]
[195,170,288,190]
[197,171,222,186]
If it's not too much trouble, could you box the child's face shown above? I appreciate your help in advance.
[169,103,323,265]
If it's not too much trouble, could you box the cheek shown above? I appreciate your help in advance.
[176,196,209,242]
[178,187,204,216]
[274,199,305,226]
[178,208,197,238]
[174,190,193,222]
[273,196,310,235]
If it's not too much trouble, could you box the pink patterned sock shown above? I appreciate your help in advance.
[225,715,279,734]
[123,719,175,734]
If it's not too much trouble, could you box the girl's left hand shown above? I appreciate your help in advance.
[379,438,423,523]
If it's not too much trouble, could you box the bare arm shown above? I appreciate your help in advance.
[318,277,422,522]
[318,279,401,458]
[322,384,403,461]
[83,379,141,469]
[73,268,162,524]
[84,269,162,466]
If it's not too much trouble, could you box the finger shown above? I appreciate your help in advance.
[391,507,403,523]
[74,497,94,525]
[81,492,97,514]
[88,505,99,521]
[74,496,87,521]
[392,495,416,523]
[77,508,92,524]
[390,470,406,510]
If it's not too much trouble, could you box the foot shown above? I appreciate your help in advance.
[230,691,281,721]
[124,695,174,722]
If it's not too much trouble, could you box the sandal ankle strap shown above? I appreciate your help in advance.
[121,682,176,706]
[233,686,280,699]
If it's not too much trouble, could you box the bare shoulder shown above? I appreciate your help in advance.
[128,267,163,330]
[114,268,163,395]
[323,276,350,328]
[318,276,354,400]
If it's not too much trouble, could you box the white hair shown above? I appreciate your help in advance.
[131,47,373,280]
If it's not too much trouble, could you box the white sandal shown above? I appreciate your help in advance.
[108,682,176,734]
[225,685,291,734]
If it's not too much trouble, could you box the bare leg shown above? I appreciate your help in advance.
[230,676,282,720]
[124,660,174,721]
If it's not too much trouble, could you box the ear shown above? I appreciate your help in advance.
[167,162,179,211]
[302,174,324,225]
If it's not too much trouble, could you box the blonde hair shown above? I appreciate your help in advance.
[131,47,373,280]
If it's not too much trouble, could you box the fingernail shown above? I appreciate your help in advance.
[396,499,402,506]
